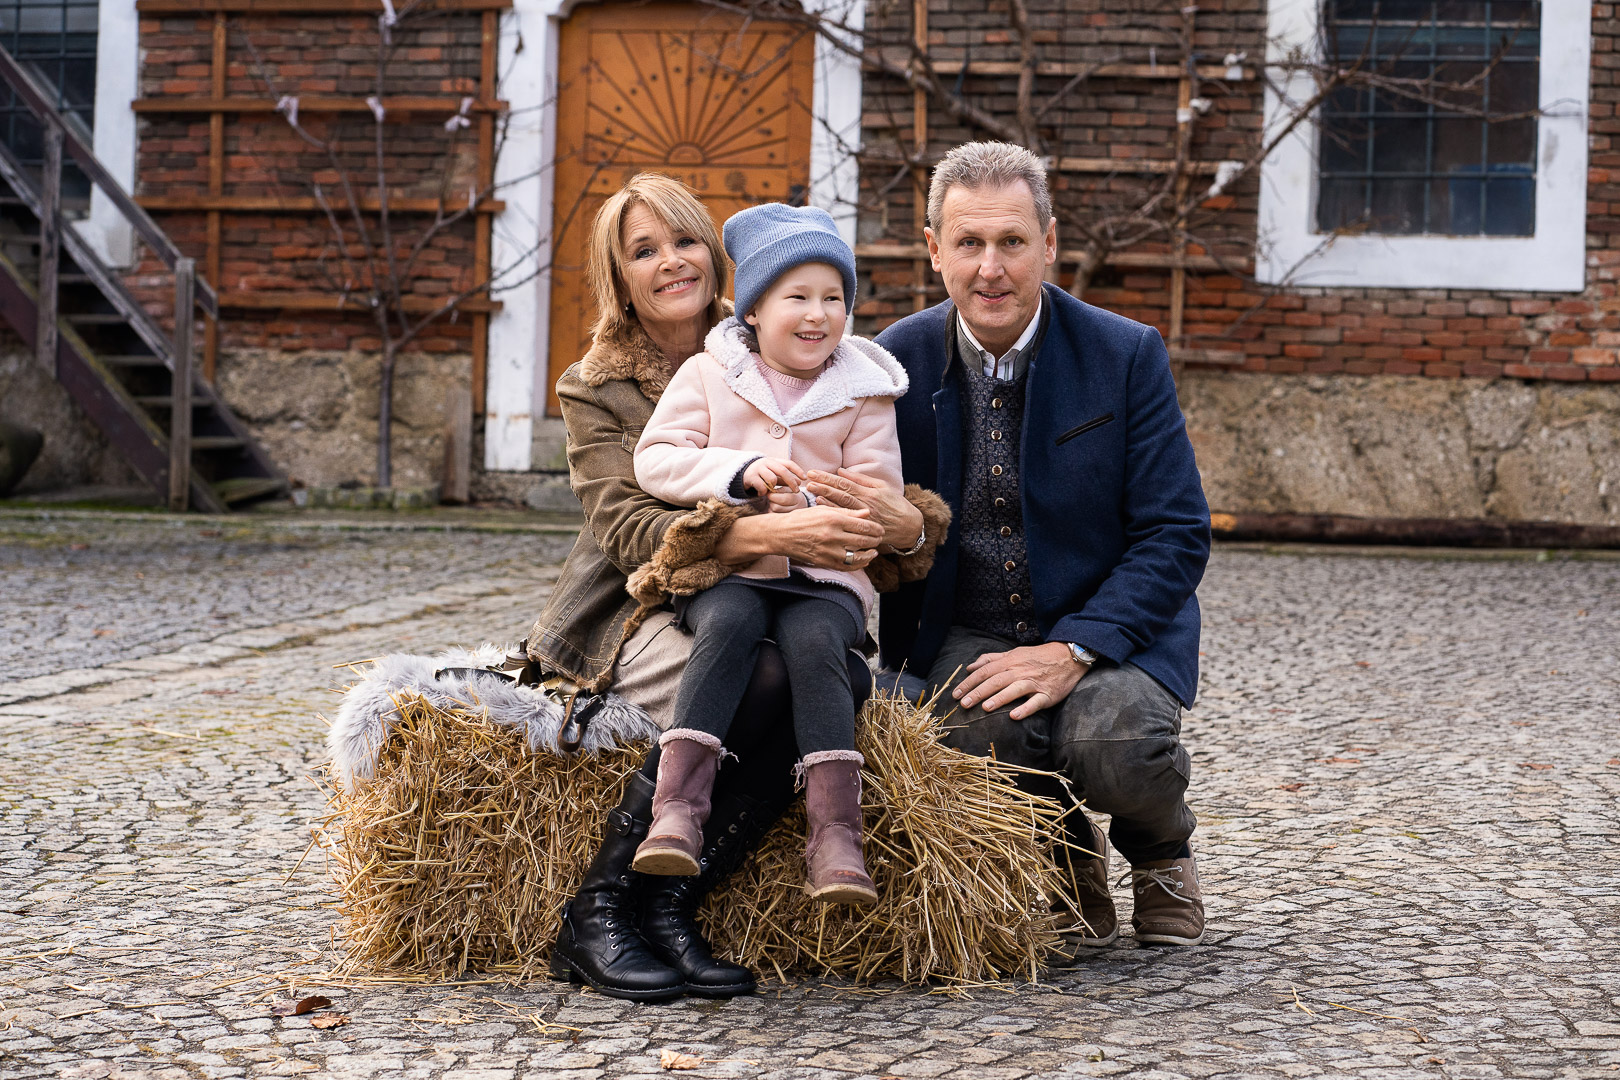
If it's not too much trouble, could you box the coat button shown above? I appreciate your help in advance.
[1004,560,1016,571]
[999,526,1012,537]
[990,465,1003,476]
[1009,594,1021,605]
[992,398,1003,409]
[768,423,786,438]
[991,430,1002,441]
[994,497,1006,509]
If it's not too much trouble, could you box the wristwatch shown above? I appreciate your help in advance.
[1066,643,1100,667]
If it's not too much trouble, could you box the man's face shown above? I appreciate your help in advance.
[925,181,1056,357]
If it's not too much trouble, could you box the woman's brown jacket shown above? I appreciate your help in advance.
[524,319,951,693]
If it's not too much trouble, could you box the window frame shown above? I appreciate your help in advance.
[1256,0,1590,292]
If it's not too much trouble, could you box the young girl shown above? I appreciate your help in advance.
[627,203,908,904]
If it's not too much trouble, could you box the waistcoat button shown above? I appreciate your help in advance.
[991,430,1002,441]
[999,526,1012,537]
[992,398,1003,409]
[994,497,1006,509]
[1004,560,1016,571]
[1009,594,1021,605]
[990,465,1003,476]
[1016,621,1029,633]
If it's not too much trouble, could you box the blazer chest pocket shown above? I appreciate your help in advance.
[621,425,645,454]
[1056,413,1114,446]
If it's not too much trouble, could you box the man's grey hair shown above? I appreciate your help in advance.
[926,141,1053,234]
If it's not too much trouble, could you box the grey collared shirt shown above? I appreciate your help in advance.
[955,296,1043,382]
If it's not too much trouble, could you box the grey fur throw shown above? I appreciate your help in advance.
[326,644,657,790]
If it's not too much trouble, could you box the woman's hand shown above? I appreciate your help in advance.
[714,505,883,569]
[803,469,925,551]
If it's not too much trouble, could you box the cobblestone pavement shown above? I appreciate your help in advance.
[1,515,1617,1080]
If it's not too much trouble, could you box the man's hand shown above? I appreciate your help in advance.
[743,457,806,498]
[803,468,925,551]
[952,642,1088,721]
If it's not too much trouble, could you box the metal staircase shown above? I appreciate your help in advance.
[0,46,284,511]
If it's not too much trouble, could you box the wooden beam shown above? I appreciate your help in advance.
[471,6,497,418]
[133,96,507,115]
[169,258,195,512]
[137,0,509,12]
[136,194,505,213]
[216,291,502,313]
[36,124,60,376]
[855,243,1251,274]
[886,56,1253,81]
[205,10,226,383]
[910,0,929,314]
[1055,156,1227,175]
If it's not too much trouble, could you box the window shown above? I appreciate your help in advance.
[1257,0,1588,292]
[0,0,98,203]
[1318,1,1540,237]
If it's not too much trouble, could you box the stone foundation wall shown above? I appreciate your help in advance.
[213,348,472,490]
[0,337,139,494]
[1180,372,1620,527]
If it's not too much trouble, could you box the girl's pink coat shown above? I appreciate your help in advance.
[633,317,909,616]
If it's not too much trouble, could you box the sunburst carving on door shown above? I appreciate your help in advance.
[546,2,814,410]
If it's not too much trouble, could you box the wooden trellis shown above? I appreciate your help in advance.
[131,0,508,413]
[856,6,1256,368]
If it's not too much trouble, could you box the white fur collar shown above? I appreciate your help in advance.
[701,317,909,426]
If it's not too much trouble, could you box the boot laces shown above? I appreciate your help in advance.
[1123,864,1184,899]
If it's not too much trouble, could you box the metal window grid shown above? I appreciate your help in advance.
[1317,0,1541,237]
[0,0,97,204]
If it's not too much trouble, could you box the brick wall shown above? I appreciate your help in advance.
[856,0,1618,385]
[133,11,484,356]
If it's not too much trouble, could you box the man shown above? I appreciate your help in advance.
[874,141,1212,947]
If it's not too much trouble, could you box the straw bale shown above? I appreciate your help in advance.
[317,688,1073,984]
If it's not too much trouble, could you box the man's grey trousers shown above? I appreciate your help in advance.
[924,626,1196,865]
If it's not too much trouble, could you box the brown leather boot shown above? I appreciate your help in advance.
[1129,853,1206,945]
[1055,814,1118,949]
[631,730,722,876]
[800,752,878,905]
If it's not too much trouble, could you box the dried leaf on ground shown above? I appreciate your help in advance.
[309,1013,349,1029]
[659,1049,704,1070]
[272,995,332,1017]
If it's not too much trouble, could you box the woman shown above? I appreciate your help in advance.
[528,174,948,1002]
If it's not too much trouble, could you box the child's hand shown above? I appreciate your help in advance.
[766,488,811,513]
[743,457,806,498]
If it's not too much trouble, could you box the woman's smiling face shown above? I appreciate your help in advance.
[618,204,716,333]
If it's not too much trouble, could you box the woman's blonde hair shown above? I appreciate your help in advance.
[587,173,729,342]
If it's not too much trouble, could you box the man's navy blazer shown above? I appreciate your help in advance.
[874,283,1211,707]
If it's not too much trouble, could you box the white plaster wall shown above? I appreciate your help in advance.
[82,0,138,268]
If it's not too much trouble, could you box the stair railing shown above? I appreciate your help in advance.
[0,43,216,509]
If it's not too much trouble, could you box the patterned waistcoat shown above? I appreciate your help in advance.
[952,323,1045,646]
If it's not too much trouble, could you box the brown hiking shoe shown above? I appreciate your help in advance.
[1127,855,1206,945]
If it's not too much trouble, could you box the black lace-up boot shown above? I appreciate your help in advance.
[549,772,686,1001]
[638,790,779,997]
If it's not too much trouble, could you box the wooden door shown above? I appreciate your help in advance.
[546,1,815,411]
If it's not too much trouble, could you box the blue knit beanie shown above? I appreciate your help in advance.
[723,203,857,320]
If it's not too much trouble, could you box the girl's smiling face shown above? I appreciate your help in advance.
[744,262,846,378]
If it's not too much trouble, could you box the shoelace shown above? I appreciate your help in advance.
[1121,864,1184,899]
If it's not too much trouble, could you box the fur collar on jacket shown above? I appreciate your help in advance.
[702,316,909,427]
[577,301,736,402]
